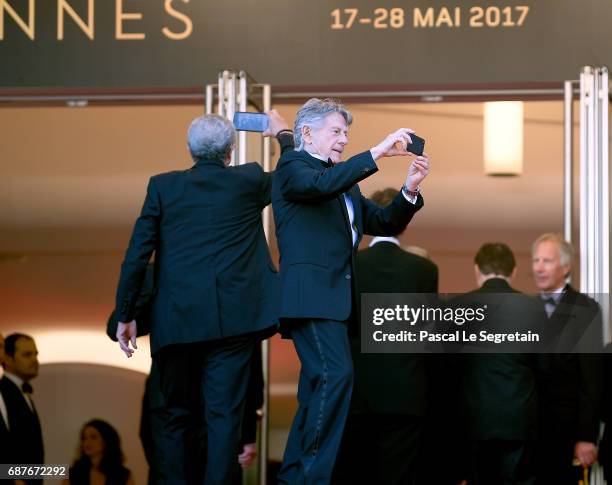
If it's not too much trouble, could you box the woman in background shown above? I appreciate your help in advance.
[65,419,134,485]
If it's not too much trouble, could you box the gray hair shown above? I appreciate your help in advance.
[187,114,236,161]
[531,233,574,266]
[293,98,353,150]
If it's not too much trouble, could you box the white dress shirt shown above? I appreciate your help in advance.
[369,236,401,247]
[0,370,8,429]
[540,286,565,318]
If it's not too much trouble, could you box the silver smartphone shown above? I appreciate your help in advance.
[233,112,269,132]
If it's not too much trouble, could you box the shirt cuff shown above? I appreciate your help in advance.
[401,186,419,204]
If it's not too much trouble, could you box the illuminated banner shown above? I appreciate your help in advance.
[0,0,610,91]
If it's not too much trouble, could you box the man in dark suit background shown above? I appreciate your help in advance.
[273,98,430,484]
[107,269,266,485]
[107,264,166,485]
[114,111,293,485]
[531,233,603,485]
[457,243,545,485]
[600,343,612,482]
[0,333,44,484]
[332,187,438,485]
[0,332,9,463]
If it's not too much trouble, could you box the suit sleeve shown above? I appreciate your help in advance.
[115,177,161,322]
[428,263,439,293]
[359,189,424,237]
[576,353,603,442]
[277,131,295,155]
[276,150,378,202]
[576,306,604,443]
[259,166,273,208]
[260,132,295,206]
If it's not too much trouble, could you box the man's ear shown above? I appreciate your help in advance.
[3,355,14,371]
[562,263,572,280]
[302,125,312,145]
[224,147,234,166]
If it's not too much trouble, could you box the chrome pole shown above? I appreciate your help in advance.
[259,82,272,485]
[597,68,610,343]
[563,81,574,251]
[205,84,214,114]
[579,67,590,293]
[238,71,248,165]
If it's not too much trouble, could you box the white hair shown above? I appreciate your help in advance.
[532,233,574,266]
[187,115,236,161]
[293,98,352,150]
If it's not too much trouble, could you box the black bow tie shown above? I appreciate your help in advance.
[322,159,334,168]
[22,382,33,394]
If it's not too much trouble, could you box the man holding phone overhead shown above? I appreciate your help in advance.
[114,109,292,485]
[272,97,430,484]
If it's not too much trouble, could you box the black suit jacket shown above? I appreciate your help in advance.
[600,344,612,479]
[272,149,423,323]
[350,241,438,416]
[0,393,10,462]
[0,376,44,468]
[537,285,603,444]
[116,148,291,353]
[108,264,155,341]
[456,278,546,441]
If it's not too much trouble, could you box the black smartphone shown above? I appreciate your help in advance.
[233,112,269,132]
[407,133,426,156]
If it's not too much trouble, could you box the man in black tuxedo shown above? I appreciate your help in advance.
[457,243,545,485]
[531,233,603,485]
[107,264,264,485]
[332,187,438,485]
[0,333,44,483]
[107,264,166,485]
[600,343,612,482]
[115,111,293,485]
[273,98,430,484]
[0,333,9,463]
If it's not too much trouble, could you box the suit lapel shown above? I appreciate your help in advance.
[1,377,36,417]
[549,285,575,323]
[348,186,363,240]
[337,193,353,246]
[546,286,591,352]
[306,152,354,246]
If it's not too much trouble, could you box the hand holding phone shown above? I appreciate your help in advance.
[263,109,290,137]
[395,133,426,156]
[407,133,425,156]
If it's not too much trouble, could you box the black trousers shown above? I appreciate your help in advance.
[535,438,577,485]
[332,414,423,485]
[470,439,536,485]
[279,320,353,485]
[155,336,255,485]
